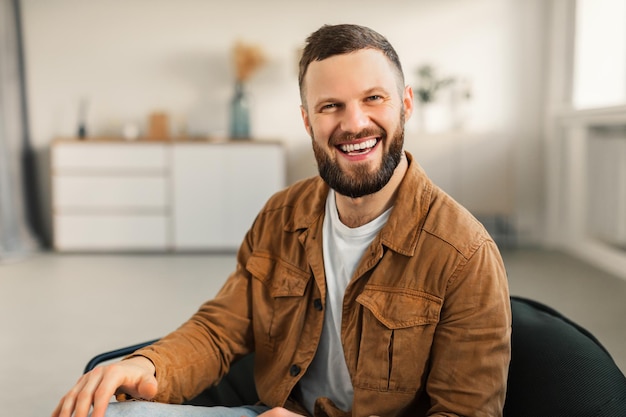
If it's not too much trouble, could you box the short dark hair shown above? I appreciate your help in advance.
[298,24,405,105]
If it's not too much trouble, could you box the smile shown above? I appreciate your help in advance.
[338,138,379,155]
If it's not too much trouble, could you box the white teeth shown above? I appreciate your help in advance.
[340,139,377,153]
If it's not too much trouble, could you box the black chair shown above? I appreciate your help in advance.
[504,296,626,417]
[84,296,626,415]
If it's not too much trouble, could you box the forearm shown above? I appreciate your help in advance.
[131,268,255,403]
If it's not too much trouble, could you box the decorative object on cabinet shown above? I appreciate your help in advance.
[77,97,89,139]
[51,138,285,252]
[414,64,472,133]
[122,122,141,141]
[229,41,266,140]
[415,65,456,104]
[147,111,170,141]
[230,81,251,139]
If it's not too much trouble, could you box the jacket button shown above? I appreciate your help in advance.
[289,364,301,377]
[313,298,323,311]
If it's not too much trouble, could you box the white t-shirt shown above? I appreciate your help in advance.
[297,189,392,414]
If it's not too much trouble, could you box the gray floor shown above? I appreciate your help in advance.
[1,248,625,417]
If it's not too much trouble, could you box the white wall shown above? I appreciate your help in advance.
[21,0,548,245]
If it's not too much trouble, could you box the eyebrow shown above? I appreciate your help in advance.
[362,86,391,97]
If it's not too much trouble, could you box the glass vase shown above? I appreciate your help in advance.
[230,81,251,139]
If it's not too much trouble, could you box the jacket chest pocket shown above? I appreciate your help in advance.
[246,254,312,346]
[354,285,442,393]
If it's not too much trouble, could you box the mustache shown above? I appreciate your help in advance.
[330,127,386,145]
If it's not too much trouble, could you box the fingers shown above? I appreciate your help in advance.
[90,366,125,417]
[50,365,117,417]
[51,358,157,417]
[75,368,108,417]
[51,369,107,417]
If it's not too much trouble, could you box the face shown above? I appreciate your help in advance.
[301,49,413,198]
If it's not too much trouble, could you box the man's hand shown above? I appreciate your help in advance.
[255,407,303,417]
[51,356,157,417]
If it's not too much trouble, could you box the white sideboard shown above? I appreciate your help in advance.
[51,138,285,251]
[171,143,285,250]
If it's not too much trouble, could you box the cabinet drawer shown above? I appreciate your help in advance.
[53,176,168,209]
[52,143,167,171]
[53,214,168,250]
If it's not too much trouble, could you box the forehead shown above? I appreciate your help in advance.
[303,49,400,101]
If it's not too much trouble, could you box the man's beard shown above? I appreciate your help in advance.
[311,114,405,199]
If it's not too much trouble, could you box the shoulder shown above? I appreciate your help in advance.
[421,185,493,260]
[398,155,493,260]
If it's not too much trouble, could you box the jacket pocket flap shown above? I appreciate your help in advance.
[356,285,442,329]
[246,253,311,297]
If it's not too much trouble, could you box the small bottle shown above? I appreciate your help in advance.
[77,98,88,139]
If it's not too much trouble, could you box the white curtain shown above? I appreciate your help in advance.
[0,0,39,261]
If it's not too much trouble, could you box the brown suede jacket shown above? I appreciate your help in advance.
[133,152,512,417]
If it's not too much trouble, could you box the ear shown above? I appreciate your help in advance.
[402,85,414,121]
[300,105,313,137]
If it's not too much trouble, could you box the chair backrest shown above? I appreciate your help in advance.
[504,296,626,417]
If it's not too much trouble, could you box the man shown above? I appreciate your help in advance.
[53,24,511,417]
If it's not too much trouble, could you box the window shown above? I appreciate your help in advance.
[572,0,626,109]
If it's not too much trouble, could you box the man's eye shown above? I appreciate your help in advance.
[367,95,383,101]
[320,103,338,111]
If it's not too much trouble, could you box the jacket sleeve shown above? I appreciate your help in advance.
[426,238,512,417]
[125,233,257,404]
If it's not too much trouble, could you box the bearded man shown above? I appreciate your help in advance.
[54,24,511,417]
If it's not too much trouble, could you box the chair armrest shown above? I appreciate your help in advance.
[83,339,160,374]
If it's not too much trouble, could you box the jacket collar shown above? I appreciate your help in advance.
[287,151,432,256]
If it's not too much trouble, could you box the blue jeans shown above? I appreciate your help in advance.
[99,402,271,417]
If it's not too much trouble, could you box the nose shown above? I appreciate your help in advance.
[340,102,369,134]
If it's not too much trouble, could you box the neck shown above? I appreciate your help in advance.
[335,152,408,228]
